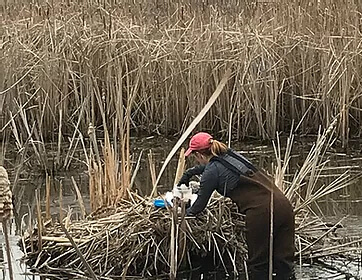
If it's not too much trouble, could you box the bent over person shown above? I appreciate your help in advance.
[178,132,295,280]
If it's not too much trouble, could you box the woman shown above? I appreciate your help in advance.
[178,132,295,280]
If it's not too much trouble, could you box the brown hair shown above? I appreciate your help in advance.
[197,139,228,157]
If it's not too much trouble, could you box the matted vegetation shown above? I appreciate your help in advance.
[19,180,362,279]
[21,196,246,279]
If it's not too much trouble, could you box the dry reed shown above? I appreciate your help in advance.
[2,1,362,149]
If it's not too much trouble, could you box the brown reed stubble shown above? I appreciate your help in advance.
[1,0,362,146]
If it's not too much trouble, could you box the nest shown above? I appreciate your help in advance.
[20,194,247,279]
[20,193,362,279]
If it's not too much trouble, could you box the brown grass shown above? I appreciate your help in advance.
[1,0,362,151]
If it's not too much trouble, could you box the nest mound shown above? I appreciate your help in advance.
[20,195,247,279]
[20,193,362,279]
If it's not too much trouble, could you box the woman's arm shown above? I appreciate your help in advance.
[186,163,218,215]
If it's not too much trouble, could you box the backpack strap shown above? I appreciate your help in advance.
[213,150,277,193]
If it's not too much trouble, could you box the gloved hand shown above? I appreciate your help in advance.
[186,207,195,217]
[177,165,206,186]
[177,173,190,186]
[189,181,200,193]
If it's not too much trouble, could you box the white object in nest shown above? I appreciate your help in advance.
[164,186,198,208]
[173,184,192,201]
[164,191,174,207]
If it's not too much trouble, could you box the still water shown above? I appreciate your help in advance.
[1,136,362,279]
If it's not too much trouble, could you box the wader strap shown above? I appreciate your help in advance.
[212,155,254,177]
[226,149,258,173]
[214,151,276,193]
[212,149,258,176]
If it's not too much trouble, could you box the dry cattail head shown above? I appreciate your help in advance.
[0,166,13,219]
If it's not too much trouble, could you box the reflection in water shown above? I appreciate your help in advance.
[1,220,40,280]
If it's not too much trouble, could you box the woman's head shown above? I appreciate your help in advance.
[185,132,228,163]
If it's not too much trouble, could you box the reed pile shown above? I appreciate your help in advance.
[21,194,247,279]
[20,192,362,279]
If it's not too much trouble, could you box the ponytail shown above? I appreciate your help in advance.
[210,140,228,156]
[196,139,228,157]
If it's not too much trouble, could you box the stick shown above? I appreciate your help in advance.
[173,148,185,187]
[35,189,43,253]
[60,222,98,280]
[45,174,51,221]
[59,181,63,222]
[130,150,143,190]
[152,68,232,193]
[2,220,14,280]
[268,189,274,280]
[56,108,63,166]
[148,150,157,197]
[71,177,87,219]
[169,212,176,280]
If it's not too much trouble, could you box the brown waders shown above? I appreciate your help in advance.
[229,171,295,280]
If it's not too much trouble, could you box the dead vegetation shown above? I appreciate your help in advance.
[1,1,362,279]
[2,0,362,153]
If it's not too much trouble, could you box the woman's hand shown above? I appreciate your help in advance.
[177,165,206,186]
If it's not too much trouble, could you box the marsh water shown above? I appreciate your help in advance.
[1,135,362,279]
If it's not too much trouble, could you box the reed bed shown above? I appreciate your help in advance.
[2,0,362,152]
[3,1,362,277]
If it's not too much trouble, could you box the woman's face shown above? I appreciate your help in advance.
[193,151,209,165]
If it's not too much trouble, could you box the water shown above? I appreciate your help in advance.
[1,221,40,280]
[1,136,362,279]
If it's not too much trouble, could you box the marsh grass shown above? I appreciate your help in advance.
[274,118,359,214]
[1,0,362,155]
[273,117,362,276]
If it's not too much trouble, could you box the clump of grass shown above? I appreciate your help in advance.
[273,117,358,213]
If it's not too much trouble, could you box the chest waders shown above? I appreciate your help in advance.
[214,150,296,280]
